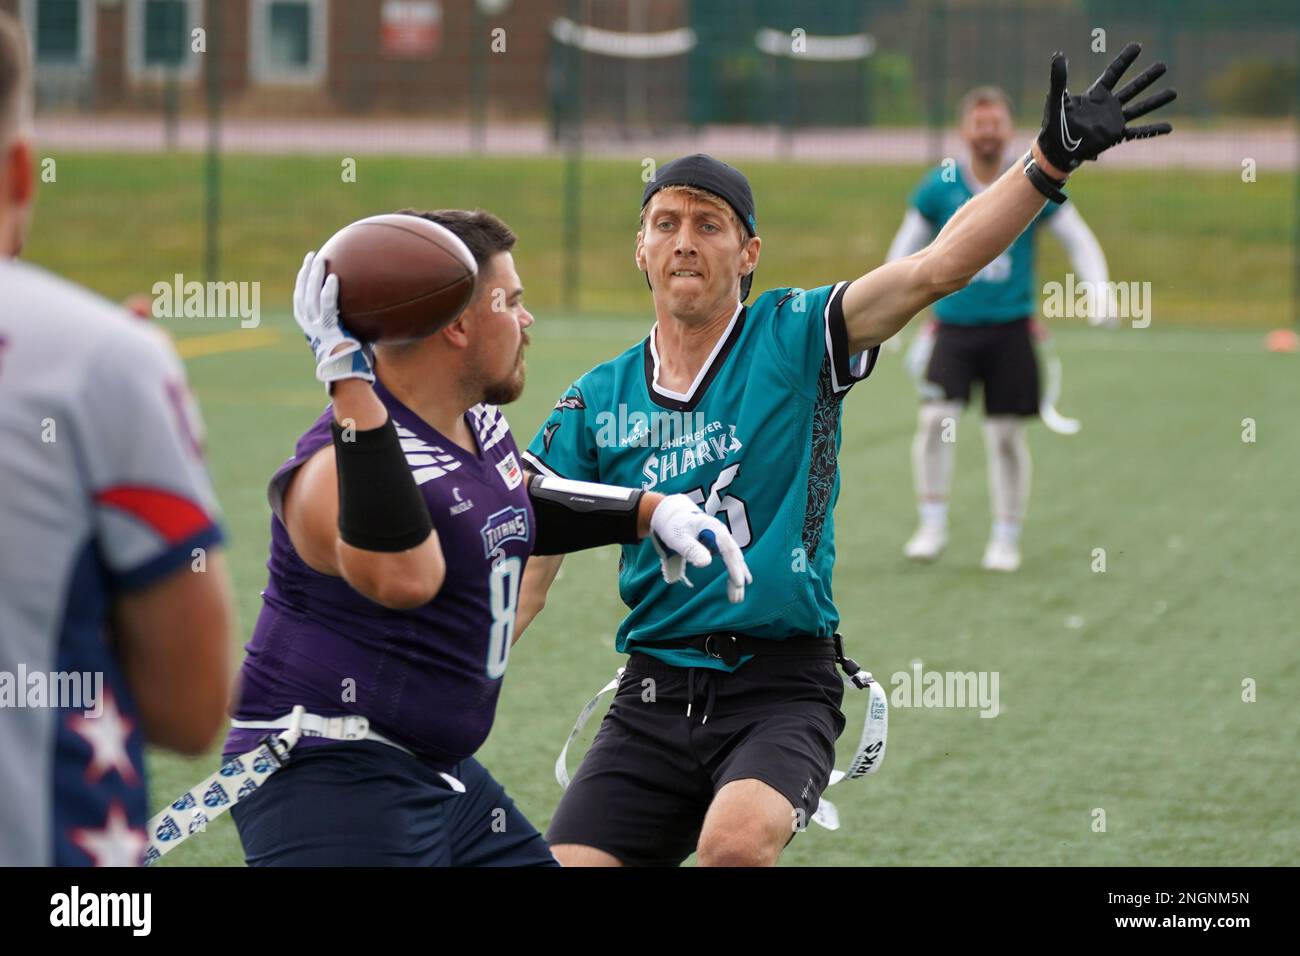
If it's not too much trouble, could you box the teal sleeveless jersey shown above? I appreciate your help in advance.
[524,282,880,671]
[910,161,1060,325]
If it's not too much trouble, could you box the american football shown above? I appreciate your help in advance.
[317,213,478,342]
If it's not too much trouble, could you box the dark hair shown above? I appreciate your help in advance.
[958,85,1014,122]
[0,12,30,138]
[397,208,516,270]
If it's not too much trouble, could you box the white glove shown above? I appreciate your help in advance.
[649,494,752,604]
[293,251,374,388]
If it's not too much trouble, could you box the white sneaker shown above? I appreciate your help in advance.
[904,523,947,561]
[981,537,1021,572]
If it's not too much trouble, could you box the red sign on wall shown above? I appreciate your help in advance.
[382,0,442,58]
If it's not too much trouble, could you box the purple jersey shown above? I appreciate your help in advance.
[225,380,533,771]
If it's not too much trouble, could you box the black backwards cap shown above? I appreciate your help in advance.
[641,153,758,301]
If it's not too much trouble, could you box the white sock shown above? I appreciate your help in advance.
[920,502,949,527]
[983,416,1031,532]
[913,401,962,517]
[992,520,1021,544]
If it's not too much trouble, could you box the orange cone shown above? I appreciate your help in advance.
[1266,329,1298,353]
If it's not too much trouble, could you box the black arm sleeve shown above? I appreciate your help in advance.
[528,472,645,555]
[332,417,433,552]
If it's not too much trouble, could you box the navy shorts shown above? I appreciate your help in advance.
[230,742,558,867]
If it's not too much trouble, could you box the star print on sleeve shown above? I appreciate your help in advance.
[67,689,139,786]
[70,801,148,867]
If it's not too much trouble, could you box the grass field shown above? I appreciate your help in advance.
[23,153,1296,866]
[141,312,1299,867]
[22,153,1295,327]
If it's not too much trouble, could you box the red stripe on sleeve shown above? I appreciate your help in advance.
[94,486,213,544]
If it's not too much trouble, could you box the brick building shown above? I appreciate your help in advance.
[0,0,690,118]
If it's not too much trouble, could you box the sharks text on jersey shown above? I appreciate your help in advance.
[639,420,744,490]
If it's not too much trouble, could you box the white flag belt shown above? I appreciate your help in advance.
[144,706,463,865]
[229,711,413,753]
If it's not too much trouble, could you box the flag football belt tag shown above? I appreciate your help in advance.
[143,706,306,865]
[555,639,888,832]
[813,675,888,831]
[555,668,625,790]
[144,706,466,864]
[1039,350,1082,436]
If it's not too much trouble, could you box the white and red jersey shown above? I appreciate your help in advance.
[0,258,223,866]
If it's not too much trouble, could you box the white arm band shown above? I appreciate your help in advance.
[1047,205,1111,323]
[886,208,937,262]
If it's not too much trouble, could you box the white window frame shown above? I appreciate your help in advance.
[249,0,329,86]
[126,0,202,83]
[20,0,96,71]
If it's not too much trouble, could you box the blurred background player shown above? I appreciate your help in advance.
[224,209,749,866]
[0,12,233,867]
[517,45,1172,867]
[890,85,1112,572]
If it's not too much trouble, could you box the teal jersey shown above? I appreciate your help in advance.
[524,283,879,671]
[910,160,1060,325]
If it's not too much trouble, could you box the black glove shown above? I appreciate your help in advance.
[1036,42,1176,174]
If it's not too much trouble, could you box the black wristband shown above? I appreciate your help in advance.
[527,472,645,555]
[1023,153,1068,204]
[331,417,433,552]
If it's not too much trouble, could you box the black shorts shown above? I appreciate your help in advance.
[545,650,846,867]
[926,317,1040,417]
